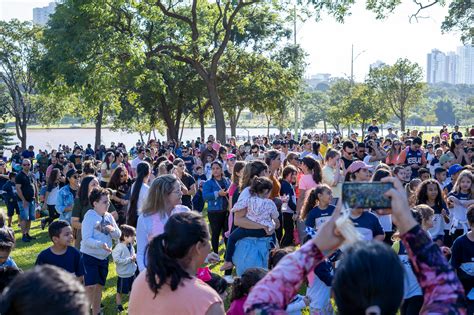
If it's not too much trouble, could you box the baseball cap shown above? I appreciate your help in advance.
[272,139,282,146]
[448,164,463,177]
[439,153,455,165]
[227,153,236,160]
[347,161,373,173]
[66,169,78,179]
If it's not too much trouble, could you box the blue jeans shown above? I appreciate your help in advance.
[225,228,268,262]
[232,237,274,276]
[18,200,35,221]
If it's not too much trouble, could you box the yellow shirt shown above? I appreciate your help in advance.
[320,143,331,158]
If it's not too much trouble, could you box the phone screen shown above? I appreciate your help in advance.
[342,182,393,209]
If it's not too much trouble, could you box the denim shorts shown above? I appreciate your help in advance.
[82,253,109,286]
[18,200,35,221]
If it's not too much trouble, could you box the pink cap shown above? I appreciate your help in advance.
[347,160,373,173]
[227,153,236,159]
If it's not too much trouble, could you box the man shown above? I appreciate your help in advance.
[131,148,145,177]
[280,141,289,161]
[355,142,367,161]
[396,137,427,178]
[85,144,95,156]
[367,119,379,134]
[208,135,220,152]
[181,147,195,174]
[245,144,262,161]
[363,140,387,168]
[201,140,217,163]
[15,159,38,242]
[452,125,463,141]
[300,139,312,158]
[21,145,35,162]
[341,141,355,170]
[320,134,331,158]
[69,147,83,171]
[36,150,49,174]
[385,128,398,140]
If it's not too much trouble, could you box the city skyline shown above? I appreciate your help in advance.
[0,0,467,82]
[427,46,473,85]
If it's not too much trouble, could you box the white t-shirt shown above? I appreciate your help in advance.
[131,182,150,216]
[363,155,380,168]
[131,157,143,170]
[46,186,60,205]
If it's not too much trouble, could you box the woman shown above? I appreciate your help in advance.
[111,151,124,170]
[310,142,324,163]
[56,169,80,224]
[71,175,118,249]
[173,158,196,210]
[344,160,372,182]
[227,153,237,176]
[244,177,466,314]
[226,161,247,236]
[122,153,132,177]
[322,149,343,203]
[265,150,283,240]
[107,166,130,226]
[279,165,298,247]
[100,152,114,187]
[295,156,322,242]
[136,175,190,271]
[203,161,231,254]
[451,138,468,166]
[41,168,61,229]
[386,141,402,166]
[127,162,151,227]
[129,212,224,314]
[217,147,231,178]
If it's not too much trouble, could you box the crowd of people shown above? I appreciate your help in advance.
[0,121,473,314]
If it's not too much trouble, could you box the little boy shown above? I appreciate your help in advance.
[434,167,448,188]
[35,220,84,277]
[112,224,137,313]
[0,227,17,269]
[2,172,19,228]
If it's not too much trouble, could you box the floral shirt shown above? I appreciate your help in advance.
[244,225,466,314]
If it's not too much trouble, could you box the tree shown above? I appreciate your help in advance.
[434,99,456,125]
[367,58,426,131]
[326,78,353,132]
[441,0,473,44]
[0,20,43,149]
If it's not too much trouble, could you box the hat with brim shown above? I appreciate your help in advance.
[66,169,78,179]
[448,164,463,177]
[347,160,373,173]
[439,153,455,165]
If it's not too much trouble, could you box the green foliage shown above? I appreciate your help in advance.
[434,100,456,125]
[0,122,16,149]
[366,58,426,131]
[441,0,473,44]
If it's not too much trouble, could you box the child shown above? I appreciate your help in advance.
[418,168,431,182]
[35,220,84,277]
[221,177,279,271]
[434,167,448,188]
[2,172,19,228]
[406,178,421,207]
[450,204,474,314]
[80,187,121,315]
[192,166,207,213]
[112,224,137,313]
[269,248,311,315]
[413,204,435,237]
[0,227,17,269]
[227,268,267,315]
[416,179,449,247]
[429,148,443,176]
[447,170,474,241]
[300,185,335,239]
[204,155,213,180]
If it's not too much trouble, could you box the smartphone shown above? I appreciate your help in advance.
[342,182,393,209]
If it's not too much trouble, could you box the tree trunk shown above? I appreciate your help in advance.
[14,117,27,149]
[94,102,104,150]
[230,117,237,137]
[139,131,144,144]
[400,110,406,132]
[199,111,205,141]
[206,81,226,143]
[323,119,327,134]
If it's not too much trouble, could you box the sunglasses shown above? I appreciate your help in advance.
[229,158,236,162]
[120,174,127,178]
[345,151,354,155]
[22,164,30,166]
[177,164,185,167]
[252,150,259,154]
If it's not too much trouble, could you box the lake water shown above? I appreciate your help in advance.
[7,127,332,152]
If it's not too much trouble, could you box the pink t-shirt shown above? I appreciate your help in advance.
[298,174,317,191]
[227,296,247,315]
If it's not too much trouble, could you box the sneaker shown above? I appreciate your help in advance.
[116,305,124,313]
[27,234,37,240]
[22,235,30,242]
[223,275,234,284]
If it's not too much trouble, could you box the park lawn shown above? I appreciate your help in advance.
[4,207,310,314]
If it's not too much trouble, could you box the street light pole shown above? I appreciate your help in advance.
[293,4,299,141]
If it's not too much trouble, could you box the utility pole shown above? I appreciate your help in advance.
[293,4,299,141]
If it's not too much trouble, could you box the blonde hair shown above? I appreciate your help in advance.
[412,204,434,224]
[141,175,178,217]
[452,170,474,198]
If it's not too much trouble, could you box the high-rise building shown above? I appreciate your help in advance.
[33,2,57,26]
[427,49,446,84]
[456,46,474,85]
[445,52,457,84]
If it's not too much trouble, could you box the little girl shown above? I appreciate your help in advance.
[221,177,279,271]
[415,179,449,247]
[204,155,213,180]
[80,187,121,315]
[300,185,335,240]
[227,268,268,315]
[447,170,474,240]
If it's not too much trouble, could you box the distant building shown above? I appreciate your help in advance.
[33,2,57,26]
[305,73,332,90]
[426,46,473,85]
[370,60,385,69]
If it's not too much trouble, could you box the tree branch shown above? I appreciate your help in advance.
[409,0,439,23]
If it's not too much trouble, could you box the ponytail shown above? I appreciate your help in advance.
[146,234,191,296]
[230,268,267,302]
[127,162,150,227]
[300,185,331,220]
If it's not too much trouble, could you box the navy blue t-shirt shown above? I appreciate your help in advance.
[450,234,474,295]
[350,211,384,241]
[305,205,335,230]
[35,246,84,277]
[182,156,195,174]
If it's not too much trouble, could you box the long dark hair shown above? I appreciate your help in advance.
[79,176,96,207]
[104,152,114,170]
[108,166,127,190]
[301,156,322,184]
[300,184,331,220]
[415,179,445,210]
[146,212,208,296]
[127,162,150,227]
[47,168,60,189]
[230,268,267,302]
